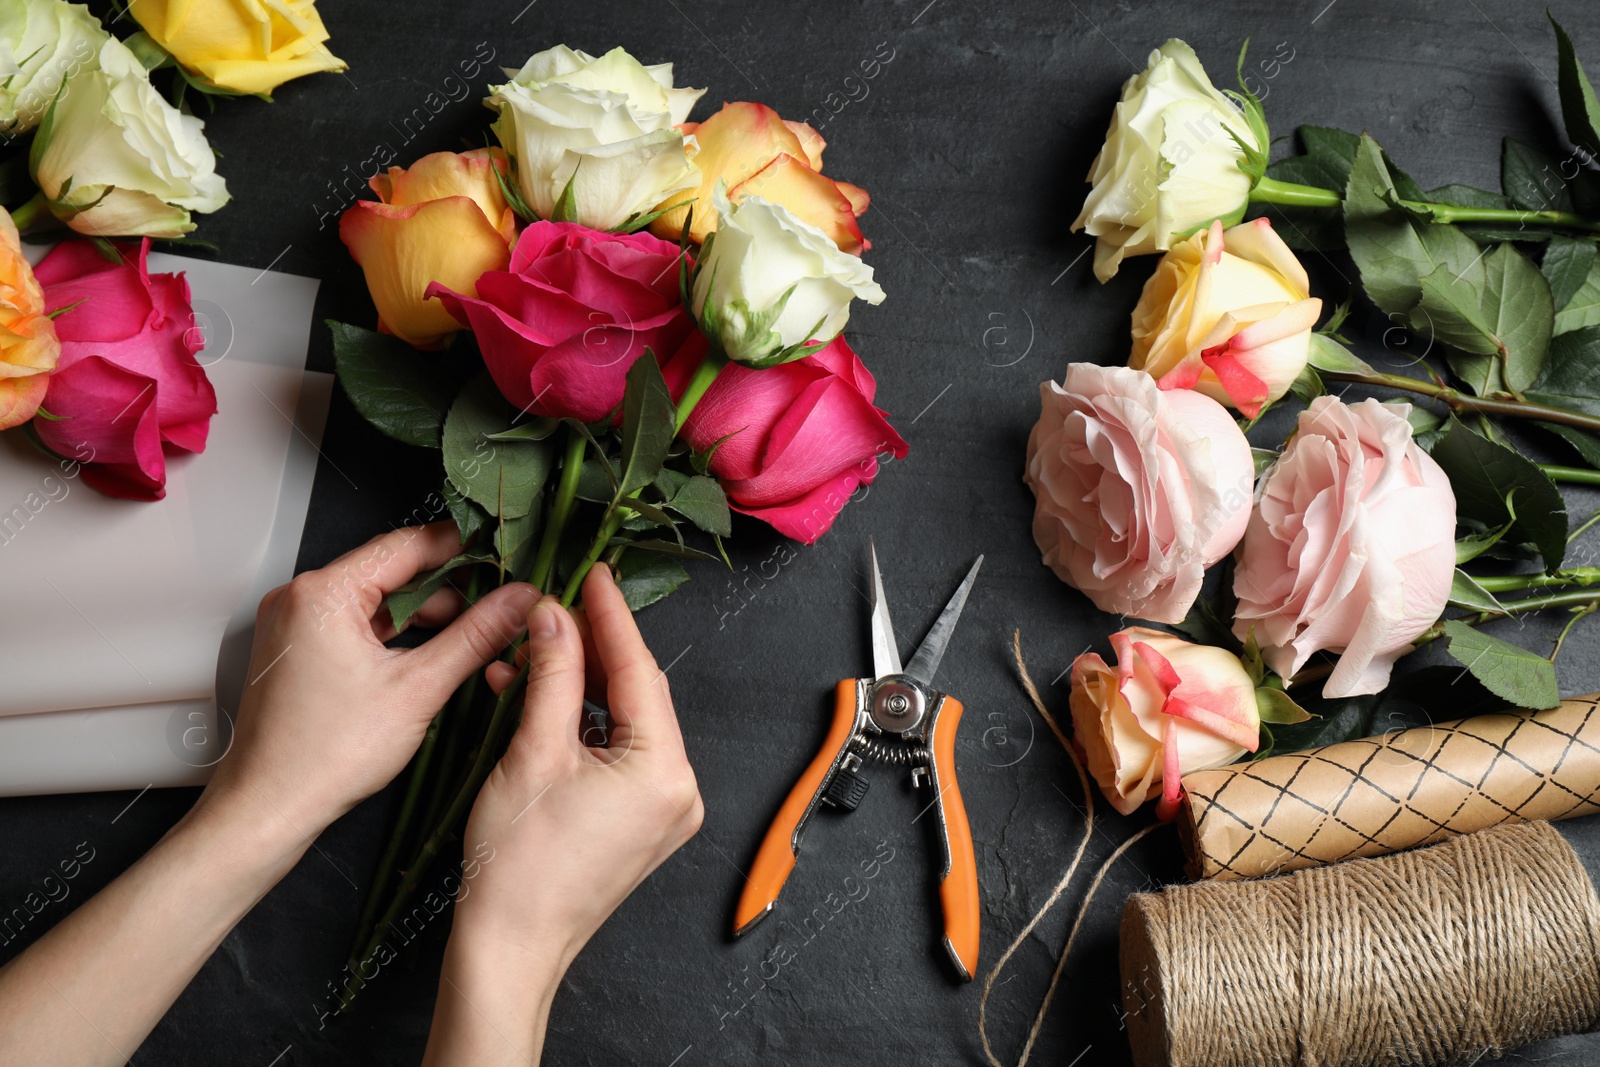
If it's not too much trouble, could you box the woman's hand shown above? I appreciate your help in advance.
[204,521,539,837]
[423,563,703,1066]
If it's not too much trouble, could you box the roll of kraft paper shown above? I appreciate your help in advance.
[1119,820,1600,1067]
[1178,695,1600,881]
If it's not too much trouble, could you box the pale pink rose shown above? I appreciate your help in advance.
[1070,627,1260,818]
[1233,397,1456,698]
[1024,363,1254,624]
[1130,218,1321,419]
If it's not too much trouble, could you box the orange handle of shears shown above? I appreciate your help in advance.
[929,695,980,980]
[733,679,859,936]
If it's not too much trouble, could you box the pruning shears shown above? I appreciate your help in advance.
[734,542,984,980]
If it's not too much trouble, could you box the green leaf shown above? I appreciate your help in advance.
[1448,569,1505,613]
[1428,418,1567,570]
[551,167,580,223]
[1552,13,1600,158]
[484,417,560,442]
[576,455,617,502]
[1542,235,1597,313]
[1255,687,1313,725]
[620,496,681,538]
[1442,619,1560,709]
[1455,496,1516,565]
[329,320,465,448]
[613,552,690,610]
[1540,421,1600,469]
[1289,364,1324,403]
[617,355,676,497]
[1553,256,1600,335]
[1251,447,1279,477]
[442,373,555,520]
[1501,137,1574,213]
[624,538,719,561]
[1427,183,1509,211]
[662,475,731,537]
[1411,243,1552,394]
[1254,695,1379,756]
[443,481,489,546]
[1307,332,1378,376]
[1344,134,1483,318]
[495,505,541,581]
[386,553,493,633]
[1528,325,1600,417]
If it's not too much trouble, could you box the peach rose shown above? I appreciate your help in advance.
[649,101,869,255]
[1130,218,1321,419]
[339,149,516,348]
[1071,627,1259,817]
[1233,397,1456,698]
[0,208,60,429]
[1024,363,1253,624]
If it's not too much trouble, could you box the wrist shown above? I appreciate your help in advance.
[187,780,319,874]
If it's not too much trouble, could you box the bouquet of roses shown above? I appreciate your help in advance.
[326,43,906,1006]
[1029,19,1600,819]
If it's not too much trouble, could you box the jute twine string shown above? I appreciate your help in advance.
[977,631,1162,1067]
[1120,820,1600,1067]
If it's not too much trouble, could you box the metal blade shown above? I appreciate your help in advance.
[904,555,984,686]
[869,539,902,679]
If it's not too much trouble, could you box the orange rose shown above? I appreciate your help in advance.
[649,101,870,255]
[0,208,60,429]
[339,148,516,348]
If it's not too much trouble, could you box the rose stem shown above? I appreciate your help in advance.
[8,192,49,232]
[341,664,530,1012]
[673,349,726,435]
[1541,464,1600,486]
[344,566,486,975]
[559,508,627,607]
[1248,176,1600,232]
[1475,567,1600,593]
[1317,367,1600,434]
[530,430,587,593]
[1570,508,1600,543]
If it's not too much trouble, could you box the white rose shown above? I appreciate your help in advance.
[0,0,109,136]
[691,187,886,367]
[1072,39,1262,282]
[29,35,229,239]
[487,44,703,231]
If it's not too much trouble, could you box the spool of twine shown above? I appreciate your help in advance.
[1120,821,1600,1067]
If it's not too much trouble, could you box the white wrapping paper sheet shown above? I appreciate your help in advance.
[0,253,330,796]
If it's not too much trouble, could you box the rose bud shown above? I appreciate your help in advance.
[1234,397,1455,698]
[487,45,703,232]
[1025,363,1253,625]
[31,238,215,500]
[31,36,229,238]
[1128,219,1320,419]
[427,221,692,423]
[691,187,884,367]
[667,333,907,543]
[1072,628,1260,818]
[1,0,110,136]
[1071,40,1262,282]
[649,101,869,255]
[340,149,517,348]
[129,0,346,96]
[0,209,60,429]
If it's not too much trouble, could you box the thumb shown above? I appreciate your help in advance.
[511,596,586,751]
[405,582,539,707]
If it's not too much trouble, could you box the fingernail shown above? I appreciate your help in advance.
[529,596,562,639]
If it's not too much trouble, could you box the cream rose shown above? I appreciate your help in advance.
[1071,627,1259,817]
[1233,397,1456,698]
[487,45,703,231]
[691,187,885,367]
[1072,39,1262,282]
[0,0,109,135]
[1024,363,1253,624]
[1130,217,1320,418]
[30,35,229,238]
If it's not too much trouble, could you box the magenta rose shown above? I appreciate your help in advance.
[33,239,214,501]
[666,333,908,544]
[428,221,693,422]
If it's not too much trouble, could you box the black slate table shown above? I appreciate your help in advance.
[6,1,1600,1063]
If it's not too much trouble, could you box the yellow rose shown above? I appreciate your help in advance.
[1129,217,1321,418]
[339,149,516,348]
[0,208,60,430]
[128,0,346,96]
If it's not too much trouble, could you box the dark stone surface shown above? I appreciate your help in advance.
[6,1,1600,1063]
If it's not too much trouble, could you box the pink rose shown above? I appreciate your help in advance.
[667,333,908,544]
[428,220,693,423]
[1024,363,1253,625]
[1070,627,1259,818]
[1233,397,1456,698]
[33,239,214,501]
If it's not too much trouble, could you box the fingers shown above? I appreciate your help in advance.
[403,582,539,708]
[326,522,464,617]
[490,607,606,704]
[513,596,587,752]
[584,564,680,746]
[372,586,465,644]
[485,660,518,695]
